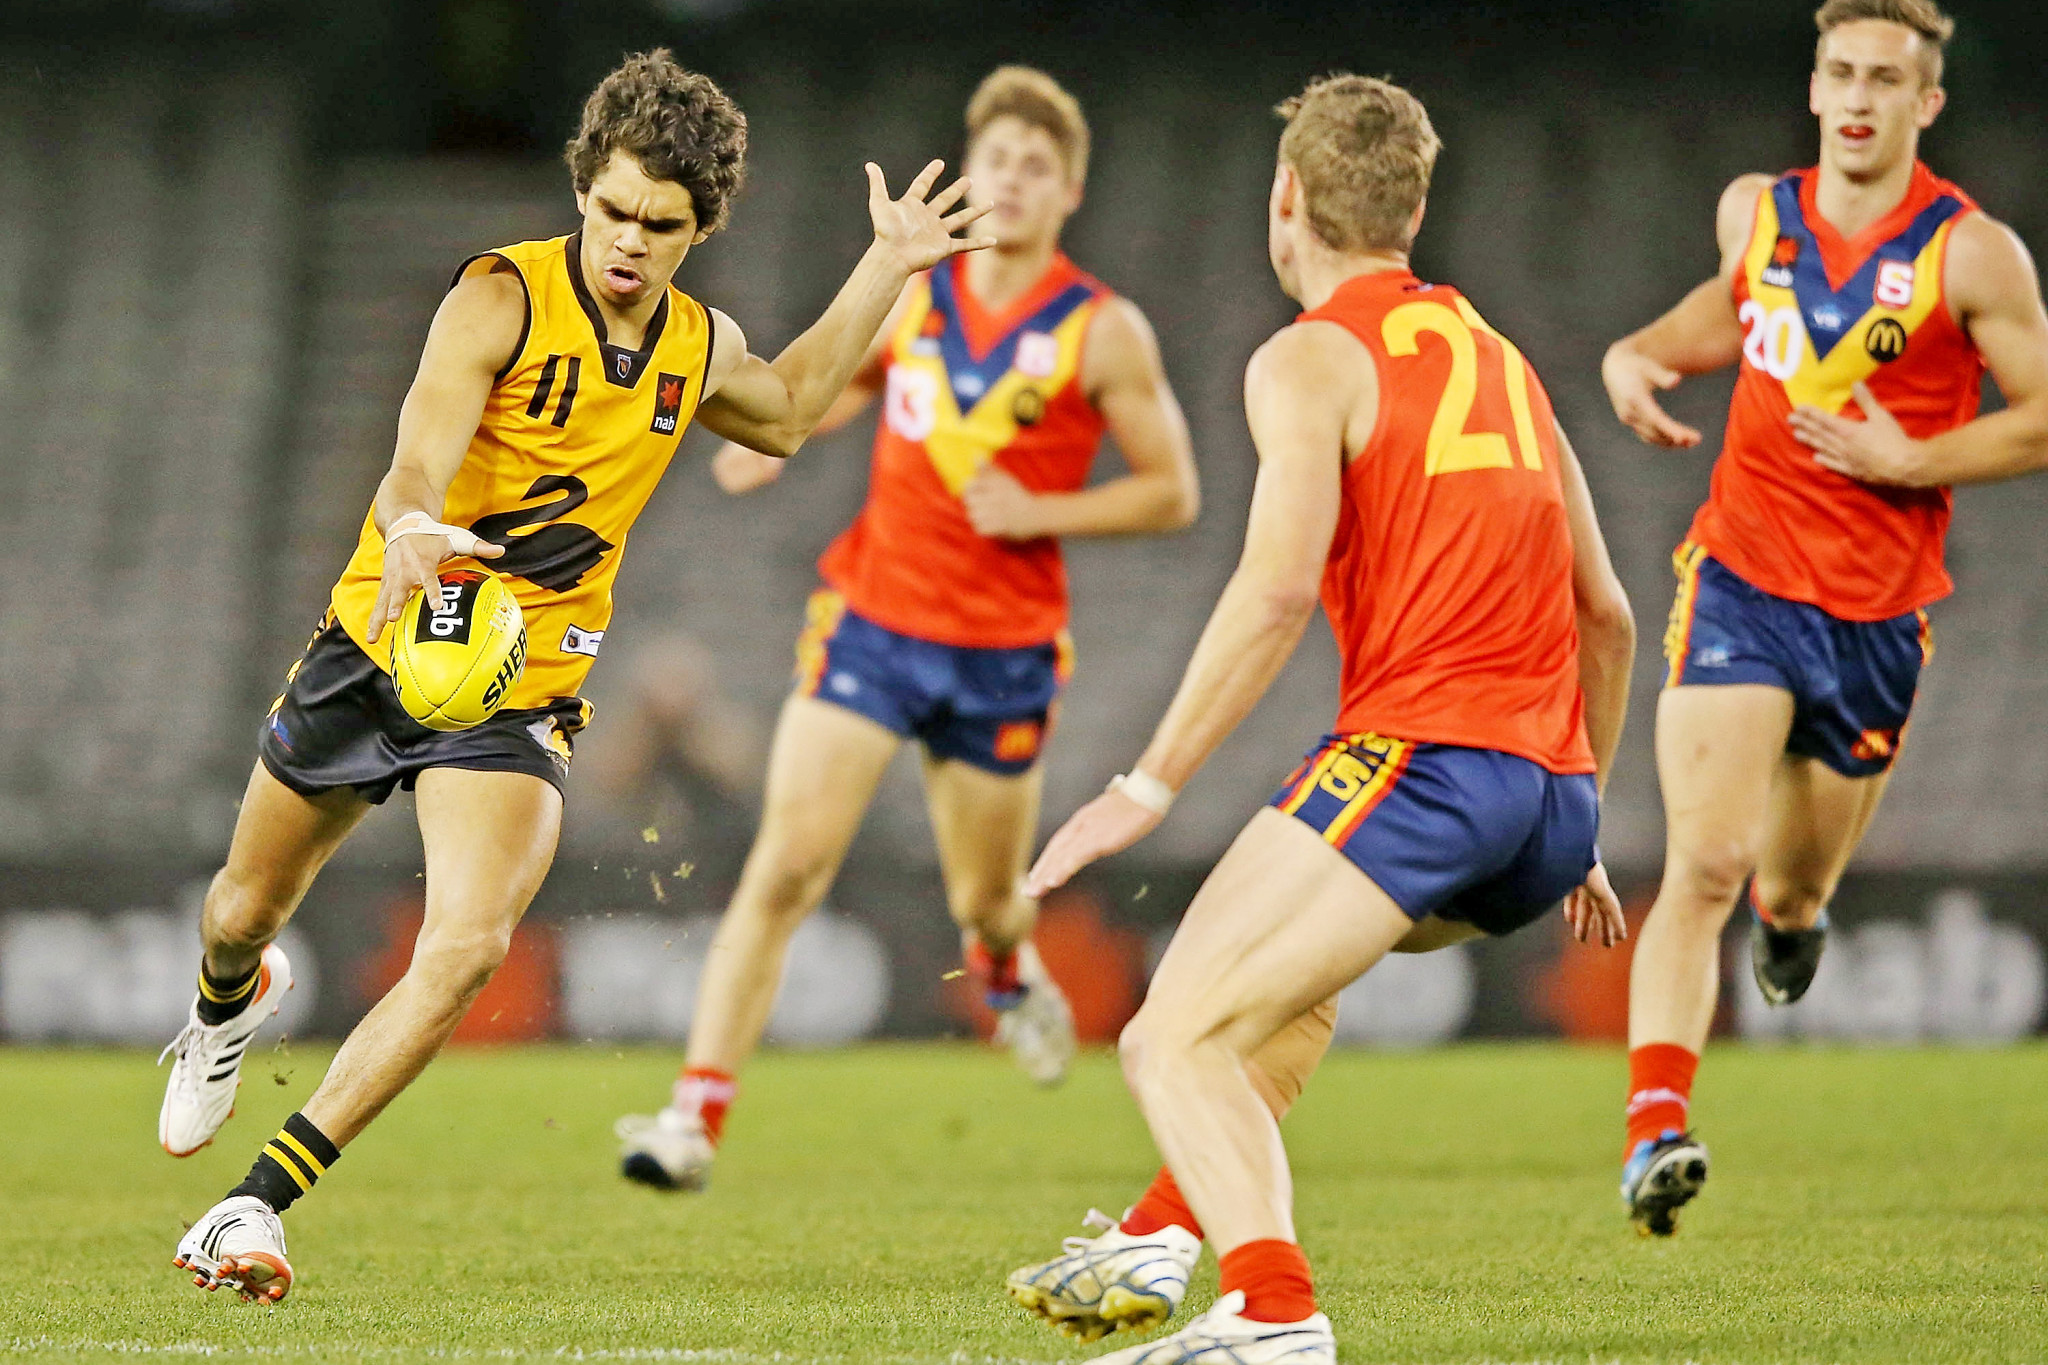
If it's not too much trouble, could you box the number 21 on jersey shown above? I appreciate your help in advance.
[1380,297,1544,476]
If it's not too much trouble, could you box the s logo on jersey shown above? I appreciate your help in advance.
[885,367,939,442]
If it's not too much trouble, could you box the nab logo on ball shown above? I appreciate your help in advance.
[392,571,528,732]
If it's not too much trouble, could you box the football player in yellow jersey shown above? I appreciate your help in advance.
[158,49,995,1303]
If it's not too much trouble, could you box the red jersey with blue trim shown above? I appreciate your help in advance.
[818,253,1111,648]
[1691,162,1983,620]
[1301,270,1595,776]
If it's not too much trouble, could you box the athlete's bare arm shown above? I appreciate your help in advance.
[708,284,910,495]
[362,271,521,645]
[695,161,993,460]
[962,297,1199,539]
[1602,174,1772,448]
[1789,213,2048,485]
[1023,320,1359,895]
[1556,423,1634,946]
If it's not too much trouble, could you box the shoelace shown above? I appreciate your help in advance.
[1059,1208,1121,1254]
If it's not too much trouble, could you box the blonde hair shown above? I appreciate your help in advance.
[1275,74,1440,254]
[966,66,1090,185]
[1815,0,1955,86]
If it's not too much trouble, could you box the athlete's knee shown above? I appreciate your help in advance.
[200,864,295,950]
[408,922,515,1003]
[1662,839,1756,913]
[1119,1002,1233,1090]
[734,839,838,925]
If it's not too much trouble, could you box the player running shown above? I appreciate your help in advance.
[1603,0,2048,1237]
[1005,75,1636,1360]
[156,50,993,1302]
[615,66,1198,1192]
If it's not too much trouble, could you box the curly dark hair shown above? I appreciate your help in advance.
[564,50,748,233]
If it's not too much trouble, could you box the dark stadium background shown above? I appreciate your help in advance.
[2,0,2044,1048]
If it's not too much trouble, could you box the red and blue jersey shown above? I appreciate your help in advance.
[1692,162,1984,621]
[818,253,1110,648]
[1298,270,1595,777]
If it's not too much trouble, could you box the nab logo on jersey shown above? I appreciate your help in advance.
[1762,236,1799,288]
[651,372,687,434]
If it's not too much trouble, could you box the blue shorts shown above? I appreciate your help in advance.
[794,590,1073,775]
[1270,732,1600,937]
[1664,545,1932,778]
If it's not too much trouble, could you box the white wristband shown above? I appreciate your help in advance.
[1111,769,1175,816]
[387,511,486,558]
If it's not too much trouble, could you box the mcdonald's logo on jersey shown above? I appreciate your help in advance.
[1865,317,1908,363]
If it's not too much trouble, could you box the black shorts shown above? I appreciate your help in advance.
[258,619,587,804]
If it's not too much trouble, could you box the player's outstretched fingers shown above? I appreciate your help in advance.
[943,200,994,233]
[905,157,945,202]
[927,172,972,215]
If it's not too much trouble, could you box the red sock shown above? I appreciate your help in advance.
[1625,1043,1699,1156]
[673,1066,737,1145]
[1218,1239,1316,1323]
[965,940,1021,997]
[1119,1166,1204,1239]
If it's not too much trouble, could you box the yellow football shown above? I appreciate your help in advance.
[391,571,527,732]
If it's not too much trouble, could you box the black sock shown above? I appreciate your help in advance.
[196,959,262,1026]
[229,1113,340,1214]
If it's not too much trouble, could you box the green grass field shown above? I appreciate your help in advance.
[3,1042,2044,1363]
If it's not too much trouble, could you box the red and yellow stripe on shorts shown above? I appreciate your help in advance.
[1274,732,1414,849]
[1662,541,1710,687]
[794,589,848,696]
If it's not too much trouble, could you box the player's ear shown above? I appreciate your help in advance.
[1270,162,1298,221]
[1808,70,1823,119]
[692,226,714,245]
[1916,82,1946,128]
[575,186,589,217]
[1406,196,1427,245]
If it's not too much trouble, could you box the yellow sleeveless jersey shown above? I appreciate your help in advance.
[330,233,713,711]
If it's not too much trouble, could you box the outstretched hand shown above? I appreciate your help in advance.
[866,160,997,276]
[1563,862,1626,948]
[1790,381,1927,486]
[1024,786,1163,898]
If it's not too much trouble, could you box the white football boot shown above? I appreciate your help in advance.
[615,1108,716,1191]
[158,944,293,1157]
[994,947,1076,1087]
[173,1195,294,1303]
[1007,1209,1203,1342]
[1087,1290,1336,1364]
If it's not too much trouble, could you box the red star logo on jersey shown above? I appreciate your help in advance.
[651,372,688,435]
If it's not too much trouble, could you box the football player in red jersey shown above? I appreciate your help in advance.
[615,67,1200,1191]
[1603,0,2048,1236]
[1007,76,1635,1358]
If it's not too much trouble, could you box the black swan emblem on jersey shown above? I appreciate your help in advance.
[469,474,614,593]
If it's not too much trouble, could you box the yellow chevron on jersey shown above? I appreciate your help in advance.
[888,265,1099,495]
[1738,173,1967,414]
[329,233,712,711]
